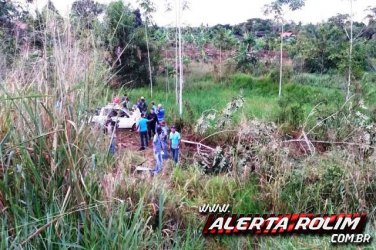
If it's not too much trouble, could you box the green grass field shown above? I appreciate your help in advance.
[100,73,346,129]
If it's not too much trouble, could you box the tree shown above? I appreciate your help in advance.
[103,0,159,86]
[265,0,305,97]
[193,25,210,62]
[330,5,367,100]
[0,0,30,64]
[177,0,184,116]
[166,0,188,116]
[345,0,354,101]
[70,0,104,30]
[290,22,346,73]
[213,27,236,79]
[138,0,156,98]
[154,27,173,98]
[235,32,258,72]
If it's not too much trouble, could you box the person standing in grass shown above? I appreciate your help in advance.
[152,127,164,174]
[106,120,117,155]
[147,108,158,140]
[151,101,157,112]
[160,121,169,160]
[156,104,165,124]
[136,113,149,150]
[169,125,181,163]
[138,96,148,115]
[121,96,131,110]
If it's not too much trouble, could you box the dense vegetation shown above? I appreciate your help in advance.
[0,0,376,249]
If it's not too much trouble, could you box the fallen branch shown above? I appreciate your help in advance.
[181,139,215,151]
[301,130,315,155]
[283,139,376,149]
[199,129,237,144]
[306,95,353,136]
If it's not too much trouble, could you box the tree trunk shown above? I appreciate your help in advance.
[175,0,179,105]
[145,24,153,98]
[219,46,222,80]
[178,0,183,116]
[346,0,353,101]
[279,21,284,98]
[165,50,169,90]
[165,49,169,102]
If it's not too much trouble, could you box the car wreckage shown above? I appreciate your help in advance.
[89,103,141,130]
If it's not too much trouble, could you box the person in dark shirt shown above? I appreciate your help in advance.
[121,96,130,109]
[138,96,148,114]
[147,108,158,140]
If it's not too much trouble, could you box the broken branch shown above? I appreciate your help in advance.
[181,139,215,151]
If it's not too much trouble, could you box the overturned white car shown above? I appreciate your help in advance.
[89,103,141,130]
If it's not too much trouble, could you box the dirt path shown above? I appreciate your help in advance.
[101,129,156,204]
[116,129,155,168]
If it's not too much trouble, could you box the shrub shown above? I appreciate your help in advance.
[361,72,376,105]
[280,152,376,214]
[276,96,305,129]
[269,64,293,83]
[292,73,345,89]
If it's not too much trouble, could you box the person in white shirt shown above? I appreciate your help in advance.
[153,127,164,173]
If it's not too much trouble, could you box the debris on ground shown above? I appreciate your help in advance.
[195,95,244,134]
[193,119,281,174]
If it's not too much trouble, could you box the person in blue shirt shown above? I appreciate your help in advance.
[157,104,165,123]
[152,127,164,174]
[136,113,149,150]
[169,125,181,163]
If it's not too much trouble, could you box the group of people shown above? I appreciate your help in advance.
[135,96,181,174]
[110,95,181,174]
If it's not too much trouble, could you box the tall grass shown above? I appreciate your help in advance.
[0,21,266,247]
[1,13,376,249]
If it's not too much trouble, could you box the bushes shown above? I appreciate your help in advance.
[277,97,304,129]
[269,64,293,83]
[280,152,376,214]
[234,117,376,216]
[361,72,376,105]
[292,73,345,89]
[228,74,279,96]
